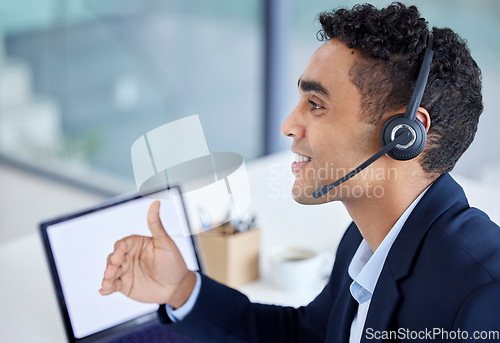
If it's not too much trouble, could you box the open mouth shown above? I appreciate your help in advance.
[292,152,312,175]
[294,152,311,162]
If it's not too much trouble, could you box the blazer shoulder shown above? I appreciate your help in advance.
[433,204,500,279]
[453,281,500,332]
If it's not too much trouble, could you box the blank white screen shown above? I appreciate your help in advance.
[46,188,199,339]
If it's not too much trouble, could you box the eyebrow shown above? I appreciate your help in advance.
[298,77,330,97]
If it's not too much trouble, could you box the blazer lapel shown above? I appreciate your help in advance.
[326,277,358,343]
[361,266,400,342]
[387,173,466,281]
[360,173,466,341]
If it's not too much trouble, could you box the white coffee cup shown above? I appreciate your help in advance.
[269,245,334,291]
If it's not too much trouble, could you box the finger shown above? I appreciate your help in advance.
[112,278,123,294]
[112,238,133,264]
[147,201,174,245]
[109,259,127,280]
[102,254,117,282]
[99,287,110,296]
[104,263,121,280]
[101,260,126,291]
[102,261,118,285]
[99,277,116,295]
[100,277,123,295]
[103,250,127,281]
[101,242,130,296]
[107,253,114,267]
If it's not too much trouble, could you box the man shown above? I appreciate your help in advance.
[100,3,500,342]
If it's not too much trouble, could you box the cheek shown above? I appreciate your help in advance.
[310,122,338,149]
[312,126,350,159]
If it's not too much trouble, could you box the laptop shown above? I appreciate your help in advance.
[40,186,201,343]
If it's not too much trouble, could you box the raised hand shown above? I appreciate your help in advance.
[99,201,196,308]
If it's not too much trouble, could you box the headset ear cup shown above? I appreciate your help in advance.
[380,114,427,161]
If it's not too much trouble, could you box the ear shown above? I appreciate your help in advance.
[415,107,431,132]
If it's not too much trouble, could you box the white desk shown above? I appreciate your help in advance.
[1,151,499,342]
[0,233,67,343]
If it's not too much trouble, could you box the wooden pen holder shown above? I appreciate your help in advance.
[196,223,260,288]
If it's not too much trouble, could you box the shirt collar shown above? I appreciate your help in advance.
[348,187,429,304]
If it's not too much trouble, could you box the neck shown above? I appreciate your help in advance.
[342,172,432,251]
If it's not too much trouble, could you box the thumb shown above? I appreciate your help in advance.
[147,201,174,245]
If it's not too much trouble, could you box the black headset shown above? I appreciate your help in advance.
[313,33,434,198]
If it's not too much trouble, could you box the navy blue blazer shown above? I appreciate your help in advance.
[160,173,500,342]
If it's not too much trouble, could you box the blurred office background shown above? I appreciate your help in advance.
[1,0,499,242]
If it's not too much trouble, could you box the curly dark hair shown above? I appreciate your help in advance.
[317,2,483,175]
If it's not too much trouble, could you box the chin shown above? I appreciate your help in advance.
[291,182,331,205]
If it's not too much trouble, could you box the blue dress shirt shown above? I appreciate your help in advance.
[348,187,429,343]
[165,271,202,321]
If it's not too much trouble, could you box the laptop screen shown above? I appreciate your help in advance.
[41,186,200,340]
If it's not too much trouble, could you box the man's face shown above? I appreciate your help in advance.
[282,39,383,204]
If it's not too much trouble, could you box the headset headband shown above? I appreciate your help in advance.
[404,32,434,120]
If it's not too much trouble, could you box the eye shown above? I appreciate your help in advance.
[308,99,322,110]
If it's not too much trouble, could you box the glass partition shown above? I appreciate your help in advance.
[0,0,263,194]
[2,0,499,193]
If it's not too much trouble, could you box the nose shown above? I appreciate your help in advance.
[281,105,305,138]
